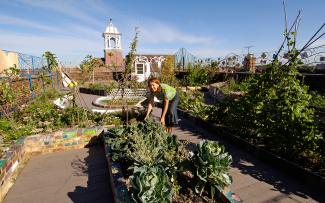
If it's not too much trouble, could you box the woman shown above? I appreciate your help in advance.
[144,78,179,133]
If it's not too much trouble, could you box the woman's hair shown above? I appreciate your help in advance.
[148,77,160,86]
[148,77,161,92]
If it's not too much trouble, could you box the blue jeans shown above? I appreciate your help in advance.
[163,92,180,127]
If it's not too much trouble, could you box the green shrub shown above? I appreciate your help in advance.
[183,65,207,86]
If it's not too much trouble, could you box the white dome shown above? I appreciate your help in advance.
[104,19,120,34]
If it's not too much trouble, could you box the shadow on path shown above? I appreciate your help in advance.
[67,138,114,203]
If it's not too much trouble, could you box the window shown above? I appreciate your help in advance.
[136,63,144,74]
[109,38,116,48]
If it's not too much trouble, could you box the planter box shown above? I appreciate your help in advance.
[79,87,107,96]
[178,109,325,189]
[103,129,241,203]
[103,132,131,203]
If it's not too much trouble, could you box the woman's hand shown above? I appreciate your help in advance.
[144,99,154,121]
[160,117,165,126]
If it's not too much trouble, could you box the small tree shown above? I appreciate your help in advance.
[80,55,104,83]
[124,28,139,83]
[161,56,177,86]
[43,51,58,72]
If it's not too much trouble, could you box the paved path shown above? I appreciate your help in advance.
[4,145,113,203]
[75,92,106,111]
[152,107,324,203]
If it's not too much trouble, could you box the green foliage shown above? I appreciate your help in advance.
[0,65,20,108]
[107,120,187,200]
[107,120,186,168]
[0,118,33,142]
[310,92,325,109]
[43,51,58,71]
[183,65,207,86]
[161,56,177,86]
[179,91,210,120]
[1,89,123,142]
[0,82,15,106]
[298,65,315,73]
[80,55,104,81]
[220,78,249,94]
[130,165,173,203]
[60,107,90,127]
[3,64,20,78]
[107,120,233,201]
[125,29,139,82]
[194,140,232,198]
[238,59,319,157]
[177,29,325,172]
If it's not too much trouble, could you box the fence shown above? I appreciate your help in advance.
[0,49,46,75]
[0,72,62,116]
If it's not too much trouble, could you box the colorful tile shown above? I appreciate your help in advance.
[0,160,7,168]
[82,128,97,136]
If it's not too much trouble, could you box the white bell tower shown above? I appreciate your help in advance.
[103,18,123,66]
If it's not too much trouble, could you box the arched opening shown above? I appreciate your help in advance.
[109,37,116,48]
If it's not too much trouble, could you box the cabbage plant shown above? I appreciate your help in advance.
[130,165,172,203]
[194,140,232,197]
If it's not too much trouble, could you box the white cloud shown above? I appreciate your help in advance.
[14,0,104,28]
[138,22,217,45]
[191,47,242,58]
[0,13,102,38]
[0,30,103,63]
[0,14,58,32]
[137,47,177,55]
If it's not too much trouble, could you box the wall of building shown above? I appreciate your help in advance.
[0,50,19,74]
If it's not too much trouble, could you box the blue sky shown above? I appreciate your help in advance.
[0,0,324,65]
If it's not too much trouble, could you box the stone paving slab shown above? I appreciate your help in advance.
[152,107,324,203]
[4,145,113,203]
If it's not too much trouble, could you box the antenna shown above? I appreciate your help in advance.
[244,46,254,54]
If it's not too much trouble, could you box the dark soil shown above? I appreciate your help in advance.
[173,171,219,203]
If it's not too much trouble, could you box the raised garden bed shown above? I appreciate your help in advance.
[103,121,242,203]
[92,96,146,109]
[177,109,325,190]
[79,87,107,96]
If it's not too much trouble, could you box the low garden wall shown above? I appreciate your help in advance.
[0,126,103,201]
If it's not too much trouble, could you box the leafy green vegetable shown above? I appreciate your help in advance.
[130,165,172,203]
[107,120,186,167]
[194,140,232,198]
